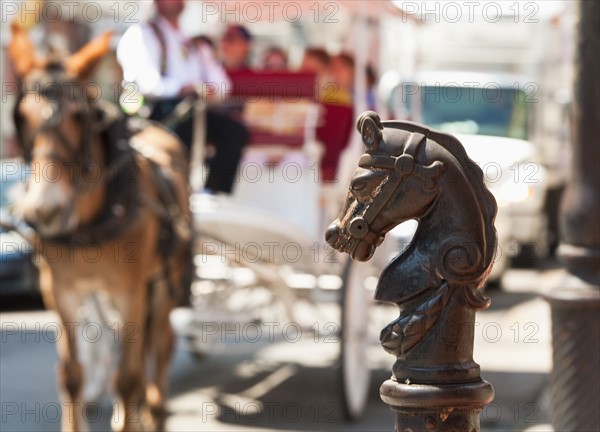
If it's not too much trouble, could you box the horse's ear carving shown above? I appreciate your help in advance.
[8,21,41,77]
[65,31,113,79]
[357,111,383,150]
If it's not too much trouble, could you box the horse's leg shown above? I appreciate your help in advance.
[145,275,174,431]
[51,288,89,432]
[113,285,149,432]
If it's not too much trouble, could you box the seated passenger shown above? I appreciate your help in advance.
[117,0,248,194]
[261,46,288,71]
[299,49,354,181]
[220,24,253,74]
[299,47,331,103]
[366,64,378,111]
[329,53,354,106]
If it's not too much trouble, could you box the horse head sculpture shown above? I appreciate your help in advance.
[327,111,497,387]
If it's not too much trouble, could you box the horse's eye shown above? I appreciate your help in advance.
[351,181,367,192]
[69,104,88,121]
[42,85,61,102]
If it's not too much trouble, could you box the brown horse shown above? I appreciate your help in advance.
[8,22,191,431]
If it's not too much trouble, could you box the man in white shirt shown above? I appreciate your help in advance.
[117,0,248,194]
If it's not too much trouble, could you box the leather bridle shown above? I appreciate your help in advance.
[16,70,93,165]
[12,66,143,244]
[14,68,130,196]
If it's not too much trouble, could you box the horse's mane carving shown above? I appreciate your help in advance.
[383,119,497,290]
[414,122,497,285]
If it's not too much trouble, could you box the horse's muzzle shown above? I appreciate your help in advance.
[325,222,342,249]
[326,221,377,262]
[21,198,76,239]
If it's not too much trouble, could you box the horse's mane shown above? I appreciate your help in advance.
[381,120,498,281]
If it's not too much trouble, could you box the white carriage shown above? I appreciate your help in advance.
[170,2,414,419]
[175,69,383,420]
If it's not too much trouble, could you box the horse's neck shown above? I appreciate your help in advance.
[390,286,481,383]
[414,174,482,244]
[375,179,484,304]
[379,182,485,380]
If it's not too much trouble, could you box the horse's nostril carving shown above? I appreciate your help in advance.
[349,218,368,238]
[325,224,340,244]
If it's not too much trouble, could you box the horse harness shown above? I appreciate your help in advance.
[14,67,96,178]
[13,66,188,262]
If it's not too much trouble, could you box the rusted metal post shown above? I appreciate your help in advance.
[326,111,496,431]
[543,1,600,431]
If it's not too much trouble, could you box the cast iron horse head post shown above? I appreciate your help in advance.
[327,111,497,431]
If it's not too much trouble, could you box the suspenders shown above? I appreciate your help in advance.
[147,20,205,81]
[148,20,167,76]
[148,20,168,77]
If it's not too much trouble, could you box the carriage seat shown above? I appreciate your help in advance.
[227,71,354,181]
[195,72,354,243]
[227,71,320,151]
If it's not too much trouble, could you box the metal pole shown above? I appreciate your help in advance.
[378,292,494,432]
[544,1,600,431]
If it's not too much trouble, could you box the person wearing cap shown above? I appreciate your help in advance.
[299,47,332,102]
[117,0,248,194]
[261,46,288,71]
[220,24,253,73]
[329,53,355,106]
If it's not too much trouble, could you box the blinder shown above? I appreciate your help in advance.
[13,67,95,171]
[12,91,29,160]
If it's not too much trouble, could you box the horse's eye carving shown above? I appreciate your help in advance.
[351,181,367,192]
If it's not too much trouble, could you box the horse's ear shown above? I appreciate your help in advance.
[357,111,383,151]
[8,21,41,77]
[65,31,113,79]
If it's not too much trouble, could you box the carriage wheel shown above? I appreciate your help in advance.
[339,258,372,421]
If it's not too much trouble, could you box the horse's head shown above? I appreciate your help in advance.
[326,112,445,261]
[328,111,498,305]
[9,22,112,237]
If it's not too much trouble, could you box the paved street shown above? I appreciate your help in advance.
[1,265,557,432]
